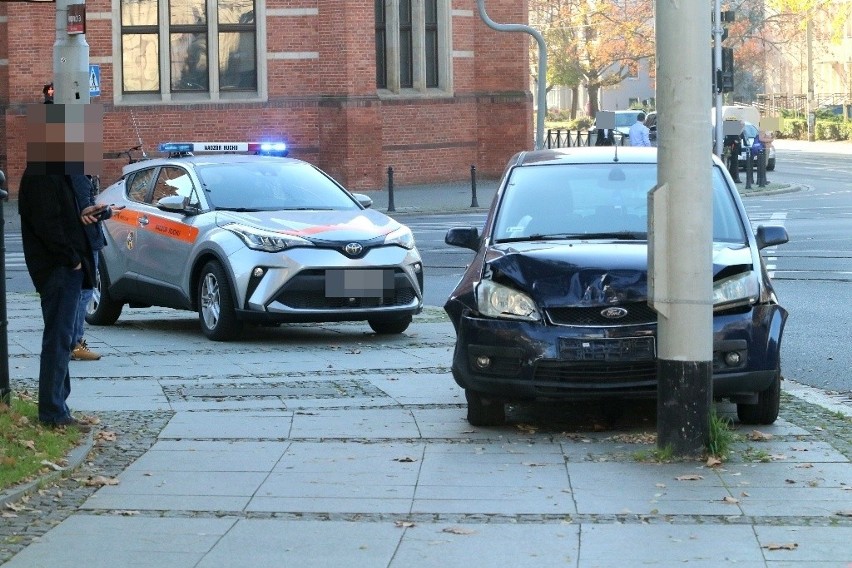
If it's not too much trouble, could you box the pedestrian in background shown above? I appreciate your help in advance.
[628,112,651,147]
[70,174,111,361]
[595,127,615,146]
[42,82,54,104]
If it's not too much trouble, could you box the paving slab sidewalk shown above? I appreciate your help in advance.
[1,294,850,567]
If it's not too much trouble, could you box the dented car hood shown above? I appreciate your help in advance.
[484,241,753,307]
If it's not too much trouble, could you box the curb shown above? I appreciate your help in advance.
[0,430,95,508]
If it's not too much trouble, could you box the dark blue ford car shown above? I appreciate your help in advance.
[444,147,789,426]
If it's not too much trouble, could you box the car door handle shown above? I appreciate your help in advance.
[138,215,149,226]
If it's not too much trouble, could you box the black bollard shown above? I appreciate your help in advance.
[470,165,479,208]
[757,150,767,187]
[745,149,753,190]
[387,166,395,212]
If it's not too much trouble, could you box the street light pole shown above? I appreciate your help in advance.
[476,0,547,150]
[54,0,90,105]
[650,0,714,457]
[0,171,9,406]
[713,0,723,157]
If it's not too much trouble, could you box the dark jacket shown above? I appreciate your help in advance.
[69,174,108,251]
[18,165,95,293]
[595,128,615,146]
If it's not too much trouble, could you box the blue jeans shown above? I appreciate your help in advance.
[38,266,84,424]
[73,253,99,345]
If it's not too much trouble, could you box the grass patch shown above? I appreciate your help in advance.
[707,409,737,460]
[0,390,83,491]
[632,444,675,463]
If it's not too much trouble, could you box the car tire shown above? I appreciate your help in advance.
[736,367,781,425]
[368,316,412,335]
[197,261,243,341]
[767,158,775,171]
[465,389,506,426]
[85,258,123,326]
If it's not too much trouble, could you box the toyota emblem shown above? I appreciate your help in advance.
[600,307,628,319]
[344,242,363,256]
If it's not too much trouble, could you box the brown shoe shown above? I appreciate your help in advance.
[72,340,101,361]
[42,417,93,433]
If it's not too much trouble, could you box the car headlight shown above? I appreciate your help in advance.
[713,272,759,311]
[384,226,415,249]
[476,279,541,321]
[224,223,313,252]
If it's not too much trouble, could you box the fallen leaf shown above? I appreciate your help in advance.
[762,543,798,551]
[836,510,852,517]
[785,479,796,484]
[395,521,415,528]
[393,457,417,463]
[769,454,788,461]
[442,527,477,535]
[706,457,722,467]
[40,460,64,471]
[516,424,538,434]
[118,510,139,516]
[20,440,36,451]
[83,476,120,487]
[722,496,739,504]
[747,430,773,441]
[676,474,704,481]
[794,463,814,469]
[1,512,17,518]
[95,431,118,442]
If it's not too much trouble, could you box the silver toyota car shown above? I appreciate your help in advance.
[87,142,423,340]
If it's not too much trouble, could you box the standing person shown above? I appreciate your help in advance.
[42,82,54,104]
[19,103,106,430]
[595,127,615,146]
[628,111,651,147]
[70,174,111,361]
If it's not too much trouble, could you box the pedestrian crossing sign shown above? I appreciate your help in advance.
[89,64,100,97]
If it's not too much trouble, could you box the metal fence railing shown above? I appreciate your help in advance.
[545,129,627,149]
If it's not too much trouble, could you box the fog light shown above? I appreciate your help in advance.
[474,355,491,369]
[252,267,265,278]
[413,262,422,273]
[724,351,742,366]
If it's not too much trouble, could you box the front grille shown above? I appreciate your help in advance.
[547,302,657,326]
[533,360,657,392]
[274,269,416,310]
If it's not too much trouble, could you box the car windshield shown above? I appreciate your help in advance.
[196,161,360,211]
[615,112,639,127]
[492,163,748,244]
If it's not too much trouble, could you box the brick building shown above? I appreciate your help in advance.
[0,0,532,198]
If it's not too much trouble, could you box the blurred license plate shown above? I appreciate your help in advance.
[559,337,655,362]
[325,269,394,298]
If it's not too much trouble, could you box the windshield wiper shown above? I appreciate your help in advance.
[497,233,587,243]
[574,231,645,240]
[217,207,264,212]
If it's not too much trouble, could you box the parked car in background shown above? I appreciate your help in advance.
[644,111,657,144]
[88,142,424,340]
[611,109,644,141]
[444,146,789,427]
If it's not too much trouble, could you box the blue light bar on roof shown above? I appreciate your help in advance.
[157,142,288,156]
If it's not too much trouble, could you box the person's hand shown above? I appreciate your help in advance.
[81,204,107,225]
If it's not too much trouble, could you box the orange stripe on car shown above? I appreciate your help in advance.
[110,209,199,244]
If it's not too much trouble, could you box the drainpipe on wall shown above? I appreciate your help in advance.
[475,0,547,150]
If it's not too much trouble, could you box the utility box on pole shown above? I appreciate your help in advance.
[54,0,90,104]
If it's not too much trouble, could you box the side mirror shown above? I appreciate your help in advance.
[0,169,7,199]
[445,227,480,251]
[353,193,373,209]
[755,225,788,250]
[156,195,190,213]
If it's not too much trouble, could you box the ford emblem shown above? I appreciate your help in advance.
[601,307,628,319]
[344,242,363,256]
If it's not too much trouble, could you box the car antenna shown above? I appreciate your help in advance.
[613,141,619,162]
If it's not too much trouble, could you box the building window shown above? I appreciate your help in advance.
[374,0,451,94]
[119,0,261,102]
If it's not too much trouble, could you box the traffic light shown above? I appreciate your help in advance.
[721,47,734,92]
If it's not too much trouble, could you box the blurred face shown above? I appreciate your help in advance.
[26,104,103,175]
